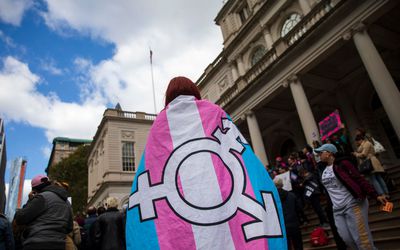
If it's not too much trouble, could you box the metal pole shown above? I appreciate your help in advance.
[150,49,157,114]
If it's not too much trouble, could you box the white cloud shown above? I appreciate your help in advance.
[0,30,16,48]
[41,146,51,159]
[0,1,224,145]
[40,58,64,76]
[0,56,105,141]
[0,0,32,26]
[40,0,224,113]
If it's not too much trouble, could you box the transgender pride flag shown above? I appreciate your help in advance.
[126,95,287,250]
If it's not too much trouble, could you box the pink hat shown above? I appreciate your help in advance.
[31,174,49,188]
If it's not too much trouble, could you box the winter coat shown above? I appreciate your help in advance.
[355,140,385,173]
[278,189,300,229]
[15,184,73,250]
[93,208,126,250]
[0,213,14,250]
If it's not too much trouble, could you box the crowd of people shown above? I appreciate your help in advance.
[0,76,395,250]
[0,174,126,250]
[271,126,392,250]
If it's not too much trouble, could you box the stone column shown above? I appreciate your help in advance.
[288,76,320,145]
[336,92,361,147]
[351,24,400,140]
[246,111,269,166]
[237,55,246,76]
[298,0,311,15]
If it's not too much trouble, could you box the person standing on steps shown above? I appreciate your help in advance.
[315,143,387,250]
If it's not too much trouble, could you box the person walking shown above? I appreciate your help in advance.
[275,179,303,250]
[93,197,125,250]
[315,144,387,249]
[15,174,73,250]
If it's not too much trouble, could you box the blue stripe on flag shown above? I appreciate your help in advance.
[241,144,287,249]
[126,152,160,250]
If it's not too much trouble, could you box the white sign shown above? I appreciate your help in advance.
[274,171,292,191]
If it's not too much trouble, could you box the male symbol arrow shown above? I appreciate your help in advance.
[239,192,283,241]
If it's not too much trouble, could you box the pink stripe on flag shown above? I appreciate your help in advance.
[196,101,268,249]
[145,110,196,250]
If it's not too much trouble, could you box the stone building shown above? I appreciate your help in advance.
[46,137,92,175]
[197,0,400,166]
[87,108,155,208]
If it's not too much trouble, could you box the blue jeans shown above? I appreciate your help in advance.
[368,173,389,195]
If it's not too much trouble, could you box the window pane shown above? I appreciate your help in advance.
[122,142,135,171]
[251,46,267,66]
[281,13,301,37]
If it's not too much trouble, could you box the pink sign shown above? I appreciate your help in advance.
[318,110,342,141]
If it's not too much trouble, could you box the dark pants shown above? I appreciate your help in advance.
[308,194,327,225]
[286,226,303,250]
[292,190,308,224]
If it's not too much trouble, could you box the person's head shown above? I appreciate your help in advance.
[314,143,337,163]
[165,76,201,107]
[355,134,365,146]
[97,206,106,215]
[287,152,298,165]
[312,140,321,148]
[274,178,283,190]
[87,206,97,216]
[355,127,366,137]
[105,197,119,210]
[31,174,51,192]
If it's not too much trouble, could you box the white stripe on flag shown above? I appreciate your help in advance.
[167,96,235,250]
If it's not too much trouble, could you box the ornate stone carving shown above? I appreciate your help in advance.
[121,130,135,139]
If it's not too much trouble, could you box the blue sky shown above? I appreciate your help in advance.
[0,0,223,181]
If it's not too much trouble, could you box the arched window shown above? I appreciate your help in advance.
[281,13,301,37]
[251,46,266,66]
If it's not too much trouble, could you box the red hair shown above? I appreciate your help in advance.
[165,76,201,107]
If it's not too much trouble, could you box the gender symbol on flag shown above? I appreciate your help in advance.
[129,119,283,241]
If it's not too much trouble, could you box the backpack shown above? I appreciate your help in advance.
[310,227,329,246]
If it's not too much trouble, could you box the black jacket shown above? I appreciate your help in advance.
[278,189,300,229]
[0,213,14,250]
[15,185,73,250]
[93,208,126,250]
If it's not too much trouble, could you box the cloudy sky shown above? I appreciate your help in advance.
[0,0,224,179]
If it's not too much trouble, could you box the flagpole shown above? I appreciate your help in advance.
[150,48,157,114]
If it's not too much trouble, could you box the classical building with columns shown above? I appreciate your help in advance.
[87,108,155,208]
[197,0,400,166]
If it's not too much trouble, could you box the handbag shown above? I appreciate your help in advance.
[372,138,385,153]
[358,159,373,174]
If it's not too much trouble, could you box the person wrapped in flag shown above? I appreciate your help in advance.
[126,76,287,249]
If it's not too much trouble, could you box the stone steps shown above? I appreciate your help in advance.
[300,164,400,249]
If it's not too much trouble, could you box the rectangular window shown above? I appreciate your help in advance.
[122,141,135,171]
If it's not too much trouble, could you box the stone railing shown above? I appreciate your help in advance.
[283,0,336,46]
[104,109,157,121]
[244,47,278,83]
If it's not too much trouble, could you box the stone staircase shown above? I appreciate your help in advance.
[301,164,400,250]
